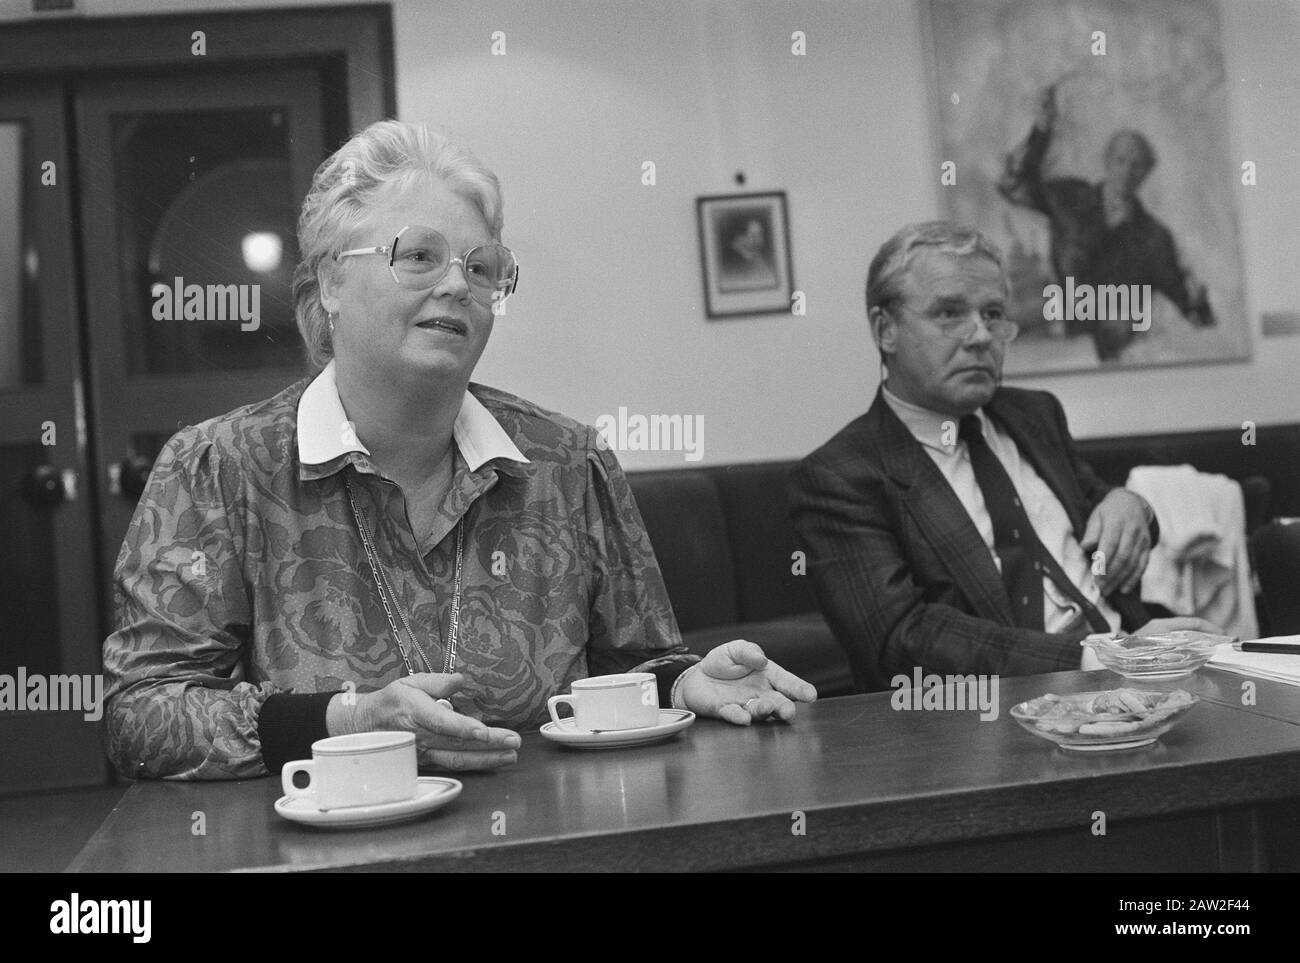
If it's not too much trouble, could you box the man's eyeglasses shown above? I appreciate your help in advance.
[886,302,1019,343]
[336,225,519,308]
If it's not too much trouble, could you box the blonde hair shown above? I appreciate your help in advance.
[292,120,505,368]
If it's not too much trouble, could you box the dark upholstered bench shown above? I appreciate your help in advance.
[1074,423,1300,531]
[627,462,853,698]
[627,422,1298,696]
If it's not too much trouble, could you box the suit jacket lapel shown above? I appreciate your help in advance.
[985,393,1087,536]
[868,392,1015,625]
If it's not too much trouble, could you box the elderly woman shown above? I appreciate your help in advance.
[103,120,816,779]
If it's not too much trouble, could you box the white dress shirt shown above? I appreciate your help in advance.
[883,387,1122,640]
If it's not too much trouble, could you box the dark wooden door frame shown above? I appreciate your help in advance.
[0,3,395,126]
[0,83,108,793]
[0,5,393,792]
[0,2,394,617]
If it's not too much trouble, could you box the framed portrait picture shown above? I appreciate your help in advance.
[925,0,1250,375]
[696,192,793,318]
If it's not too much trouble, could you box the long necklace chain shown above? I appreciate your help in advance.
[345,476,466,675]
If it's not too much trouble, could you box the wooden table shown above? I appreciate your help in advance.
[68,668,1300,872]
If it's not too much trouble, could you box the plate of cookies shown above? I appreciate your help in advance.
[1010,688,1198,751]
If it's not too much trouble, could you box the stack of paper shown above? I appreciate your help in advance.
[1209,636,1300,686]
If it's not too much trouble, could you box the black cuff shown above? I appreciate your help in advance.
[258,691,340,774]
[648,661,696,708]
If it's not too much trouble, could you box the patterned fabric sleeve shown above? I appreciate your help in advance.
[581,438,696,678]
[102,425,278,780]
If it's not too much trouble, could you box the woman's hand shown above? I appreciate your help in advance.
[327,673,520,770]
[677,640,818,725]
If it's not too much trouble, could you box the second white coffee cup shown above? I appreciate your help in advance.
[280,731,417,811]
[547,672,659,731]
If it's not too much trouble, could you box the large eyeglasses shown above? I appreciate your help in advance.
[888,303,1019,343]
[336,225,519,307]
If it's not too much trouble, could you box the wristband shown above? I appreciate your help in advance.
[669,663,698,710]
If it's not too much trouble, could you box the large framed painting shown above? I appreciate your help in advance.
[925,0,1250,374]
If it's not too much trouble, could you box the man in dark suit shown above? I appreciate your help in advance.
[790,221,1218,692]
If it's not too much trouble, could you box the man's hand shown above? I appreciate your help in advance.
[1081,489,1153,596]
[677,640,817,726]
[327,673,520,771]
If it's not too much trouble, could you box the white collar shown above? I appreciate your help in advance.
[297,360,530,472]
[882,385,989,454]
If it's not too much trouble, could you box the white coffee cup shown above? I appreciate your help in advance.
[280,731,417,811]
[547,672,659,732]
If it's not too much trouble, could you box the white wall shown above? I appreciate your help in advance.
[6,0,1297,467]
[396,0,932,467]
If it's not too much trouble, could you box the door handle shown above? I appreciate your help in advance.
[107,457,154,500]
[22,465,78,508]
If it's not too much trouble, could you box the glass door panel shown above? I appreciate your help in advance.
[112,106,304,375]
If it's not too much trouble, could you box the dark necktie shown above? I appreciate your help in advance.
[959,415,1112,633]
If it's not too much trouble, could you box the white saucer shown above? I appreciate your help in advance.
[275,776,462,829]
[540,709,695,748]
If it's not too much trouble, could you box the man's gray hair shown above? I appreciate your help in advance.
[292,120,505,369]
[865,220,1006,314]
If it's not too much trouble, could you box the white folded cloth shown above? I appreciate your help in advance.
[1125,465,1258,641]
